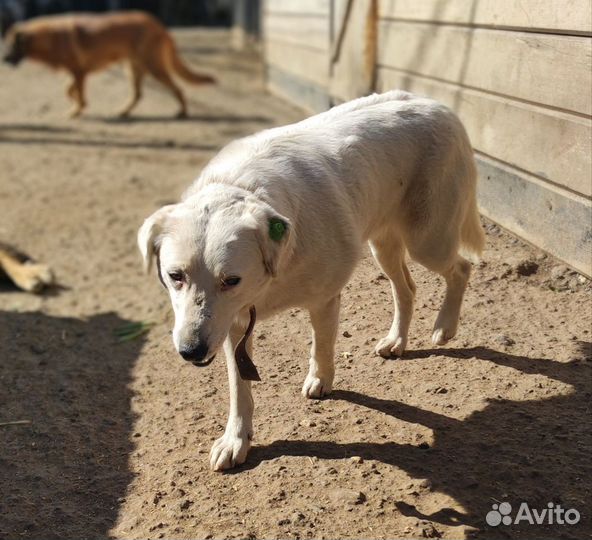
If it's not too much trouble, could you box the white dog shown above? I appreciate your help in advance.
[138,90,485,470]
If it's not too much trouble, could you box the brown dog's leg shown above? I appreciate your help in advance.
[0,244,54,293]
[146,59,187,118]
[67,72,87,118]
[119,61,145,117]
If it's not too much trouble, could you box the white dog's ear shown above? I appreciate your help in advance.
[249,205,293,277]
[137,204,176,273]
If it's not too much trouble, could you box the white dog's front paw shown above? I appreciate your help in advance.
[432,327,454,346]
[302,373,333,399]
[375,335,406,358]
[209,433,251,471]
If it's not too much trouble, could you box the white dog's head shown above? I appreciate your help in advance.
[137,184,292,365]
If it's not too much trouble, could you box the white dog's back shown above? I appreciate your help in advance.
[192,91,483,265]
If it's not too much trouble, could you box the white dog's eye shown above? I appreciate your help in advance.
[220,276,241,291]
[168,271,185,286]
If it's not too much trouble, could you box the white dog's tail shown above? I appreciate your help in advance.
[460,192,486,263]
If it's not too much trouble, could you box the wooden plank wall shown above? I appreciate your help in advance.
[375,0,592,276]
[263,0,332,112]
[262,0,592,276]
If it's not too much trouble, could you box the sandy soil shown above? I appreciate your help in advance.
[0,29,590,540]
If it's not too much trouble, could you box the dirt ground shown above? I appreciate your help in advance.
[0,29,590,540]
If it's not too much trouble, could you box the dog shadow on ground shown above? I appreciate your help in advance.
[0,132,220,153]
[95,113,271,124]
[0,123,77,134]
[0,310,145,539]
[247,343,592,539]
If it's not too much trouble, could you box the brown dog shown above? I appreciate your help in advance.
[0,242,54,293]
[2,11,216,117]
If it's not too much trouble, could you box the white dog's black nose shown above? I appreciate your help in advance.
[179,342,209,363]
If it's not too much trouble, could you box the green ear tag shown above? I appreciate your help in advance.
[269,218,286,242]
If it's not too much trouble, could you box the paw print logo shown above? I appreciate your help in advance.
[486,502,512,526]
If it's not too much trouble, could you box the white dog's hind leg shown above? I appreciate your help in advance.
[431,256,471,346]
[370,235,416,357]
[302,295,340,398]
[210,325,254,471]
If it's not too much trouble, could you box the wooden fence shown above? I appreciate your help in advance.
[262,0,592,276]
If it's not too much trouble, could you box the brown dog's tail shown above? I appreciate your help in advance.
[164,36,216,85]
